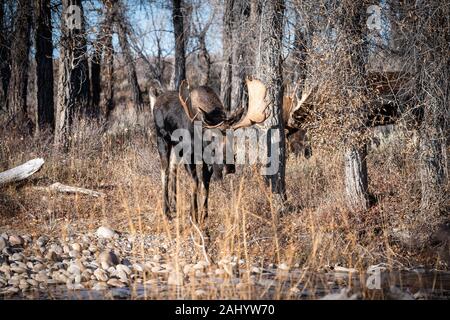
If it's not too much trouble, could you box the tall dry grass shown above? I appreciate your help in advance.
[0,118,448,299]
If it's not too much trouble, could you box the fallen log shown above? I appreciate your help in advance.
[34,182,105,197]
[0,158,45,185]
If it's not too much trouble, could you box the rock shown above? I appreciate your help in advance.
[68,250,80,258]
[116,270,128,283]
[94,268,109,282]
[67,263,81,275]
[133,263,144,272]
[152,254,161,262]
[116,264,131,275]
[36,236,49,247]
[96,226,117,239]
[168,271,184,286]
[71,243,82,252]
[10,253,25,262]
[11,266,27,274]
[9,235,23,247]
[92,282,108,291]
[251,267,261,273]
[49,244,63,255]
[98,250,119,269]
[45,250,60,262]
[321,288,359,300]
[215,269,225,276]
[0,237,6,251]
[107,278,126,288]
[33,264,45,272]
[195,289,207,297]
[278,263,290,271]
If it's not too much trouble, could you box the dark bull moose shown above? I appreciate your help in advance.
[152,78,269,223]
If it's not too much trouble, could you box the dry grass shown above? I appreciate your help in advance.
[0,118,448,299]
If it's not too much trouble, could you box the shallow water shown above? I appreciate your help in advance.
[3,269,450,300]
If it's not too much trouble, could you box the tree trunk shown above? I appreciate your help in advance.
[344,145,369,211]
[171,0,186,91]
[55,0,89,150]
[35,0,55,132]
[257,0,286,206]
[340,3,370,212]
[230,0,250,111]
[0,0,6,107]
[115,2,143,110]
[6,0,32,129]
[415,0,449,244]
[101,1,114,118]
[220,0,233,111]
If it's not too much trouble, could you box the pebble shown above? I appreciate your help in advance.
[92,282,108,291]
[116,264,132,275]
[0,237,6,250]
[9,235,24,246]
[195,289,207,297]
[168,271,184,286]
[278,263,290,271]
[71,243,82,252]
[67,264,81,275]
[98,250,119,269]
[107,278,126,288]
[96,226,117,239]
[94,269,109,282]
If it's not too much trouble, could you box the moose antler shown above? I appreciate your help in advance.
[178,80,198,121]
[231,77,269,129]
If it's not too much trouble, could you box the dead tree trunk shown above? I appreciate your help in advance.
[101,1,114,118]
[340,4,370,212]
[220,0,233,111]
[0,0,6,107]
[114,2,143,110]
[415,0,449,244]
[55,0,89,150]
[35,0,55,132]
[171,0,186,91]
[344,145,369,211]
[230,0,250,111]
[257,0,286,206]
[6,0,32,129]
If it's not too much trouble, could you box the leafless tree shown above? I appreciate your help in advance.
[256,0,286,207]
[35,0,55,131]
[6,0,32,130]
[171,0,186,91]
[55,0,90,150]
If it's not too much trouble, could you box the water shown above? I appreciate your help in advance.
[2,269,450,300]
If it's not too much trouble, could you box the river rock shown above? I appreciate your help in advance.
[0,237,6,251]
[96,226,117,239]
[168,271,184,286]
[94,268,109,282]
[9,235,23,247]
[98,250,119,269]
[107,278,125,288]
[92,282,108,291]
[116,264,131,275]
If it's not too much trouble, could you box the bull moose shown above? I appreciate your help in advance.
[152,78,269,224]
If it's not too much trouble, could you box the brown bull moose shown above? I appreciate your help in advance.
[152,78,268,223]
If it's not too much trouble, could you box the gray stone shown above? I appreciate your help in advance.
[96,226,117,239]
[98,250,119,269]
[0,237,6,251]
[94,268,109,282]
[8,235,23,246]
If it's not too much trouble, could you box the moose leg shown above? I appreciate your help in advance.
[185,163,199,223]
[200,163,214,223]
[168,150,178,211]
[157,137,172,218]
